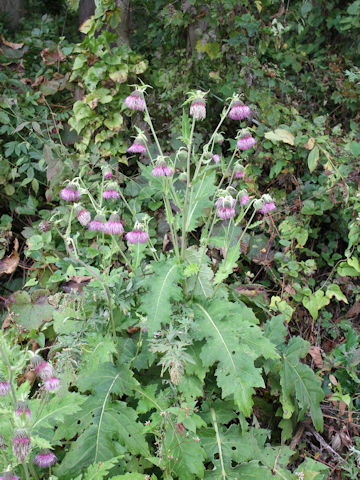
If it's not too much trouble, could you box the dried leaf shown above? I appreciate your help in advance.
[347,301,360,318]
[40,47,66,65]
[1,35,24,49]
[308,346,323,369]
[0,238,19,275]
[304,137,315,150]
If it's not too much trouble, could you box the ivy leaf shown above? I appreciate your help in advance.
[280,337,324,431]
[193,300,277,416]
[141,258,182,334]
[302,290,330,320]
[326,284,348,303]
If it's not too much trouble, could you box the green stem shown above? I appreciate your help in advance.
[22,462,30,480]
[29,459,40,480]
[163,188,180,262]
[144,103,163,157]
[0,340,17,407]
[180,118,196,260]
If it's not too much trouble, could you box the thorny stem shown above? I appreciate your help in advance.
[181,117,196,260]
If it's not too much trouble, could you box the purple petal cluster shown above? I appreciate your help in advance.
[237,136,256,151]
[12,429,31,462]
[33,451,57,468]
[88,216,105,232]
[0,473,19,480]
[259,202,276,214]
[103,214,124,235]
[240,195,250,206]
[77,208,91,227]
[102,189,120,199]
[152,164,173,177]
[0,381,9,396]
[104,170,113,179]
[212,154,220,164]
[125,230,149,244]
[215,197,236,220]
[127,143,147,154]
[124,91,146,111]
[32,355,60,392]
[229,102,251,120]
[60,186,80,202]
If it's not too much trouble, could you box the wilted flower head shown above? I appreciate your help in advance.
[88,214,106,232]
[234,164,245,179]
[127,135,147,154]
[38,220,52,233]
[215,195,236,220]
[60,183,80,202]
[15,401,31,420]
[74,205,91,227]
[125,221,149,244]
[229,101,251,120]
[0,472,19,480]
[102,183,120,199]
[237,129,256,151]
[13,428,31,462]
[152,157,173,177]
[124,90,146,111]
[31,355,53,380]
[0,378,9,396]
[33,450,57,468]
[212,154,221,164]
[190,98,206,120]
[103,213,124,235]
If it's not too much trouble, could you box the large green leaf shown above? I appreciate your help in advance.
[184,246,213,298]
[141,258,183,334]
[185,172,217,232]
[193,300,278,416]
[280,337,324,431]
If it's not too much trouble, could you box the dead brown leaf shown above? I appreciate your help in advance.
[40,47,66,65]
[176,423,185,437]
[0,238,19,276]
[1,35,24,49]
[347,301,360,319]
[308,346,323,368]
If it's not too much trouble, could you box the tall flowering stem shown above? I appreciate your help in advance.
[144,103,164,157]
[180,117,196,260]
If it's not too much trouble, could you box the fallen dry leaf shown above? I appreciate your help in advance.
[0,238,19,275]
[347,301,360,318]
[304,137,315,150]
[1,35,24,49]
[40,47,66,65]
[308,346,323,368]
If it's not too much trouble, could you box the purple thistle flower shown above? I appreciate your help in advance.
[237,135,256,151]
[60,185,81,202]
[259,202,276,214]
[102,189,120,199]
[229,102,251,120]
[125,230,149,244]
[190,98,206,120]
[77,208,91,227]
[212,154,220,164]
[44,376,60,391]
[124,90,146,111]
[88,215,105,232]
[103,214,124,235]
[32,356,53,380]
[152,163,174,177]
[0,381,9,396]
[15,401,32,420]
[104,170,113,179]
[215,196,236,220]
[33,450,57,468]
[241,195,250,206]
[0,472,19,480]
[127,142,147,154]
[13,429,31,462]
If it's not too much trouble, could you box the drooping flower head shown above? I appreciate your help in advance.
[33,450,57,468]
[239,190,250,206]
[127,134,147,154]
[74,205,91,227]
[102,182,120,200]
[31,355,53,380]
[60,183,81,202]
[88,214,106,232]
[15,401,32,420]
[0,472,19,480]
[13,428,31,462]
[229,101,251,120]
[234,164,245,179]
[125,221,149,244]
[103,213,124,235]
[188,90,207,121]
[212,154,221,164]
[44,376,60,392]
[214,132,225,144]
[215,195,236,220]
[104,168,113,179]
[255,194,276,215]
[152,157,174,177]
[38,220,52,233]
[0,376,9,396]
[124,90,146,111]
[236,129,256,151]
